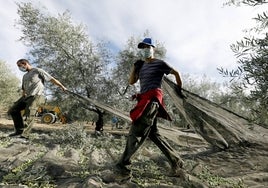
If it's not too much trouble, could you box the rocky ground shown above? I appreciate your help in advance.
[0,117,268,188]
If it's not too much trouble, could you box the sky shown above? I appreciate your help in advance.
[1,0,267,82]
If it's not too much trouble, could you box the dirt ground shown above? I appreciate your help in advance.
[0,115,129,135]
[1,116,268,187]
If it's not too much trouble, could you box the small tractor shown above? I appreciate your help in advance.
[36,105,67,124]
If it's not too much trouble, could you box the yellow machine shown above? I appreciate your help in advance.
[36,105,67,124]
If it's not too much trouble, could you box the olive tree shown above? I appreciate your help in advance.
[224,0,267,6]
[0,60,20,110]
[16,2,113,121]
[219,1,268,126]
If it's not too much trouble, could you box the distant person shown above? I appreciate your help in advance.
[111,116,119,130]
[8,59,67,138]
[116,38,186,179]
[95,109,104,134]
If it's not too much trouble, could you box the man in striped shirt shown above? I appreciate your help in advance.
[116,38,187,179]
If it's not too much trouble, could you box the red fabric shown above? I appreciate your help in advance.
[130,88,172,122]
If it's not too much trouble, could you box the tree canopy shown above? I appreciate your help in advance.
[15,3,171,123]
[16,2,113,121]
[219,1,268,126]
[0,60,20,110]
[14,1,267,127]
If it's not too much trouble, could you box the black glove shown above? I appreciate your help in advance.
[175,86,187,99]
[134,60,144,74]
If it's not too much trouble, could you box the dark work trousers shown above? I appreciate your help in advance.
[8,95,45,134]
[118,100,183,168]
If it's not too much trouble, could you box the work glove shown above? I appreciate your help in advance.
[134,60,144,74]
[175,86,187,99]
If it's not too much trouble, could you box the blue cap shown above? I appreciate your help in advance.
[138,38,155,48]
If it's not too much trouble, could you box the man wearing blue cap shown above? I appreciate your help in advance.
[116,38,186,179]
